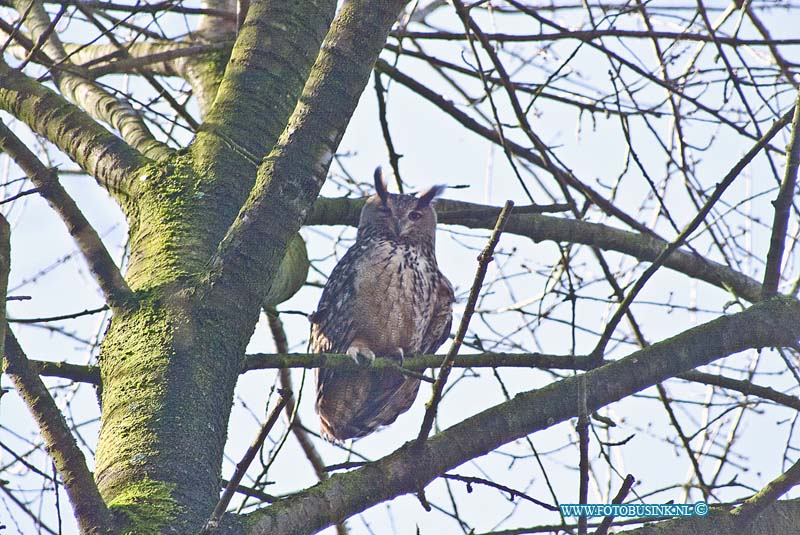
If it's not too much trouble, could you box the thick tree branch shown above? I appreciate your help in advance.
[307,196,764,303]
[2,328,114,533]
[0,120,134,309]
[242,297,800,535]
[621,499,800,535]
[11,0,172,160]
[193,0,335,172]
[732,457,800,527]
[32,359,101,384]
[203,0,409,308]
[0,60,148,200]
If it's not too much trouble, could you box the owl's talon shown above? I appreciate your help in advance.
[346,345,375,365]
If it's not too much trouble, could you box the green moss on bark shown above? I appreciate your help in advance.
[108,478,180,534]
[126,153,217,291]
[95,299,173,498]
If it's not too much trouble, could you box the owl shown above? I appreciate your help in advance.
[310,168,454,442]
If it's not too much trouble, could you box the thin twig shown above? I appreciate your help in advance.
[442,473,558,512]
[376,59,662,237]
[678,370,800,411]
[373,71,403,192]
[577,375,589,535]
[10,305,109,323]
[656,384,710,499]
[266,309,348,535]
[417,200,514,443]
[204,390,291,530]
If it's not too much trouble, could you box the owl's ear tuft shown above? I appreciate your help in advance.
[374,167,389,206]
[416,185,446,209]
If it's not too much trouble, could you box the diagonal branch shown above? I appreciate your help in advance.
[762,89,800,297]
[375,59,657,238]
[241,297,800,535]
[417,200,513,442]
[732,457,800,527]
[0,119,134,309]
[3,331,114,534]
[1,217,113,535]
[0,60,148,201]
[204,391,290,531]
[592,106,795,357]
[678,370,800,411]
[202,0,410,309]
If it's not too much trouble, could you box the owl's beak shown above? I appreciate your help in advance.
[392,219,402,237]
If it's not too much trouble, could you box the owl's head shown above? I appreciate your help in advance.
[358,167,445,245]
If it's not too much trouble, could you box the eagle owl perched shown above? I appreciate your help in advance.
[311,169,454,441]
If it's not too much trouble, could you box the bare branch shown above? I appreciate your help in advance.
[375,59,657,237]
[592,106,795,357]
[593,474,636,535]
[762,89,800,297]
[0,60,148,200]
[2,329,114,534]
[242,297,800,535]
[0,119,135,308]
[417,200,513,442]
[732,457,800,527]
[204,391,290,531]
[32,359,101,385]
[678,370,800,411]
[307,196,765,303]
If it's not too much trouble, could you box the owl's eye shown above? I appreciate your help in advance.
[408,211,422,221]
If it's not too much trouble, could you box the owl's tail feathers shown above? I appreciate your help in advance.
[316,374,421,442]
[318,414,373,443]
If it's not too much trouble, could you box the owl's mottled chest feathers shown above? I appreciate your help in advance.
[350,238,437,356]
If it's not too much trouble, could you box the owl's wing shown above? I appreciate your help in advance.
[419,273,455,355]
[309,245,363,354]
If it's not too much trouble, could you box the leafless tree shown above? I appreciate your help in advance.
[1,1,800,534]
